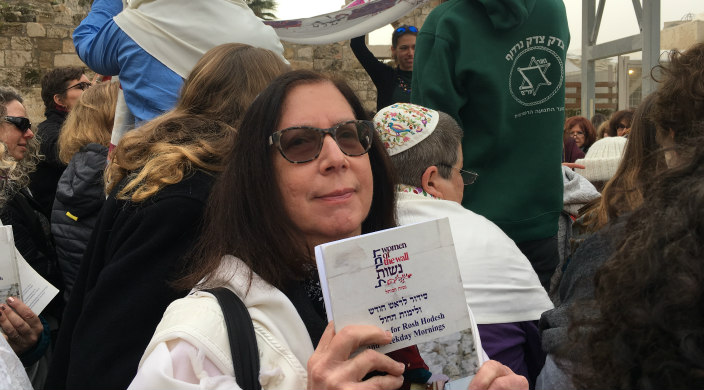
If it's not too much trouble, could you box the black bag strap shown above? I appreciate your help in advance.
[204,287,262,390]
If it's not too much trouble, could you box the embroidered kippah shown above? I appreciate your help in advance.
[373,103,439,156]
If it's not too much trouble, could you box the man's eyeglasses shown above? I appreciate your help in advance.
[3,116,32,133]
[62,81,92,93]
[394,26,418,36]
[269,120,374,164]
[440,164,479,185]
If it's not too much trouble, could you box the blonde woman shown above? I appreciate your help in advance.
[51,81,119,303]
[47,43,290,389]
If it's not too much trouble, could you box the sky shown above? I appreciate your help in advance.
[275,0,704,53]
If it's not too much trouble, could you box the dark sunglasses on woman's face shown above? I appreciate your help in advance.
[394,26,418,35]
[62,81,92,93]
[3,116,32,133]
[269,120,374,164]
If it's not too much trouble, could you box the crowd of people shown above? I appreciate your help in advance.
[0,0,702,389]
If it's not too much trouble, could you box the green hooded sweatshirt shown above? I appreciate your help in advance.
[411,0,569,243]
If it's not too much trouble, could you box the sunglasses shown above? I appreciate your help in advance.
[269,120,374,164]
[394,26,418,35]
[440,164,479,185]
[616,123,628,129]
[62,81,92,93]
[3,116,32,133]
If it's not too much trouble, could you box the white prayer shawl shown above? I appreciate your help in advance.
[265,0,430,45]
[396,192,554,324]
[113,0,286,79]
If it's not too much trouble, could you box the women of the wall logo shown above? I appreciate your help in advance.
[506,35,565,107]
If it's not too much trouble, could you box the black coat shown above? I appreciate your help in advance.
[0,187,64,318]
[29,108,68,217]
[51,143,108,303]
[46,170,215,390]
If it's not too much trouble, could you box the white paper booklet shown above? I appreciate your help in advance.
[0,224,58,314]
[16,249,59,314]
[315,218,484,382]
[0,226,21,303]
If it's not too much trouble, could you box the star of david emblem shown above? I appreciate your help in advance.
[517,57,552,96]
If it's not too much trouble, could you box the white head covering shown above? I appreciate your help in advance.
[373,103,440,156]
[575,136,627,182]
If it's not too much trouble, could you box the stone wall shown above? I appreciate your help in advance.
[1,0,90,125]
[0,0,440,124]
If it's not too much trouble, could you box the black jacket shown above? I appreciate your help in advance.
[29,108,68,217]
[350,36,412,111]
[46,169,215,390]
[0,187,64,318]
[51,143,108,303]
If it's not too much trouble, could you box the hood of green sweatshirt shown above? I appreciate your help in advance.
[476,0,537,30]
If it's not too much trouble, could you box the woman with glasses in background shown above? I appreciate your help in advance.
[0,86,63,387]
[564,116,597,154]
[607,109,634,137]
[351,25,417,111]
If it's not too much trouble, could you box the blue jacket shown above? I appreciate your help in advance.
[73,0,183,124]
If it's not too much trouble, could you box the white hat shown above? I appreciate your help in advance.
[574,136,628,182]
[373,103,439,156]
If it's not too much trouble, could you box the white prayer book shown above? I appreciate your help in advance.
[315,218,484,382]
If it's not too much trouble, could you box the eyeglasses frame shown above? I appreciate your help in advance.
[268,119,374,164]
[439,163,479,186]
[61,81,92,94]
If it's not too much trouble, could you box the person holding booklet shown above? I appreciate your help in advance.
[129,70,527,390]
[374,103,553,387]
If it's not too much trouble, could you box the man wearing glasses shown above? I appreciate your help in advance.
[374,103,552,388]
[29,67,91,217]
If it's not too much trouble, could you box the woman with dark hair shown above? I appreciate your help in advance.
[564,116,596,153]
[351,25,417,111]
[130,70,527,389]
[578,93,667,233]
[607,109,634,137]
[46,43,289,389]
[538,42,704,389]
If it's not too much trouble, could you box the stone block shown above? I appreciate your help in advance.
[36,38,62,52]
[39,51,53,68]
[11,36,33,51]
[54,54,85,67]
[0,52,4,68]
[5,50,32,67]
[0,36,11,48]
[296,46,313,60]
[62,39,76,53]
[0,23,25,37]
[314,44,342,60]
[289,59,314,71]
[47,26,71,39]
[26,22,46,37]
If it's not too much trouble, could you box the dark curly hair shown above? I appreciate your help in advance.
[567,135,704,389]
[563,42,704,389]
[651,42,704,145]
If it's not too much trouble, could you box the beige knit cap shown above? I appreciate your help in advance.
[574,136,628,182]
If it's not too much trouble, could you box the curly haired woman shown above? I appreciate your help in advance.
[540,42,704,389]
